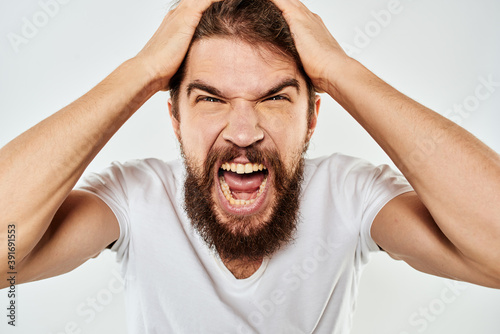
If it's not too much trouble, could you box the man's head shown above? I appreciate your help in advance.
[169,0,317,124]
[168,0,320,261]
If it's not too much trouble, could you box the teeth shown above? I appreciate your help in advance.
[219,175,267,206]
[245,163,253,173]
[220,162,266,174]
[236,164,245,174]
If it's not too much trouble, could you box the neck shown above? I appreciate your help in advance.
[221,256,264,279]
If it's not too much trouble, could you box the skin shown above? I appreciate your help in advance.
[273,0,500,287]
[168,37,319,277]
[0,0,499,291]
[0,0,222,286]
[171,38,315,169]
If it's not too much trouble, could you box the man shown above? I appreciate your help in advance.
[1,0,499,333]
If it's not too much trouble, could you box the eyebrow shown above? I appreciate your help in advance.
[187,81,223,98]
[186,78,301,100]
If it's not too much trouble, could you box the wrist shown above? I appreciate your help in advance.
[122,57,170,94]
[93,58,166,117]
[322,55,360,100]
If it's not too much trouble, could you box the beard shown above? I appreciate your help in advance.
[182,143,307,262]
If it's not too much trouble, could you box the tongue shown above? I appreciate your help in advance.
[223,171,264,192]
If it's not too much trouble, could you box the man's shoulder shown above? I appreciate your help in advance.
[81,157,185,190]
[107,157,184,176]
[305,152,376,175]
[306,152,367,165]
[304,153,407,191]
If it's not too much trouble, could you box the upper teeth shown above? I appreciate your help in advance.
[221,162,266,174]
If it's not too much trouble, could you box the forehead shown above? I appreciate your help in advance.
[181,37,305,98]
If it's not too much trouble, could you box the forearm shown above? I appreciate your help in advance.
[327,58,500,268]
[0,57,161,263]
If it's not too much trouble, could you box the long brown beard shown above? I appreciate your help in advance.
[182,144,306,261]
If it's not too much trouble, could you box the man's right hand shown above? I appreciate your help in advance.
[0,0,222,289]
[135,0,223,90]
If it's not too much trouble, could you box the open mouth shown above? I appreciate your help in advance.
[217,161,270,211]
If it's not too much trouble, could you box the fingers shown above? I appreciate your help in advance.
[270,0,303,10]
[269,0,347,94]
[139,0,224,71]
[270,0,323,38]
[270,0,310,17]
[174,0,224,12]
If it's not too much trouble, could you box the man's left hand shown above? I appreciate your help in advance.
[271,0,348,93]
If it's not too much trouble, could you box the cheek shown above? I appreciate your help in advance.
[258,106,309,148]
[259,112,289,135]
[179,116,225,159]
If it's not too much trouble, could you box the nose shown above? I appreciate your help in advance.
[222,101,264,148]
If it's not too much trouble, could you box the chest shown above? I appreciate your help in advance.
[123,173,364,332]
[125,225,359,333]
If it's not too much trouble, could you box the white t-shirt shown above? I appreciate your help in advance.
[78,153,413,334]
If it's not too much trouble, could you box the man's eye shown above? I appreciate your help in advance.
[265,95,288,101]
[198,96,221,103]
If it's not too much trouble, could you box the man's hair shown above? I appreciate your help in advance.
[169,0,316,124]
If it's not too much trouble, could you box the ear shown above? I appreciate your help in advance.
[168,98,181,142]
[307,94,321,141]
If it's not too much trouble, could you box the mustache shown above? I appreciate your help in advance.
[181,142,307,261]
[204,145,274,169]
[201,144,288,190]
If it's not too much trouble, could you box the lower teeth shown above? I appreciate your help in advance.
[219,176,267,206]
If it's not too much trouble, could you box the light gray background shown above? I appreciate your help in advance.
[1,0,499,333]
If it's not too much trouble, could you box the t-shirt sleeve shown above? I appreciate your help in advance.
[76,162,131,263]
[358,163,413,258]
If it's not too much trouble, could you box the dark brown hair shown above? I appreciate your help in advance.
[169,0,316,123]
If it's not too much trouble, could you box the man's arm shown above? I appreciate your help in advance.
[0,0,221,288]
[273,0,500,288]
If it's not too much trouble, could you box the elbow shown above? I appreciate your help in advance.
[0,261,8,290]
[0,278,13,291]
[1,268,23,291]
[490,251,500,289]
[480,262,500,289]
[490,277,500,290]
[0,269,14,290]
[492,268,500,289]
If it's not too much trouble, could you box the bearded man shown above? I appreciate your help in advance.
[1,0,499,333]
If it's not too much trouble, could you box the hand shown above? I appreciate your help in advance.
[271,0,349,93]
[135,0,222,90]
